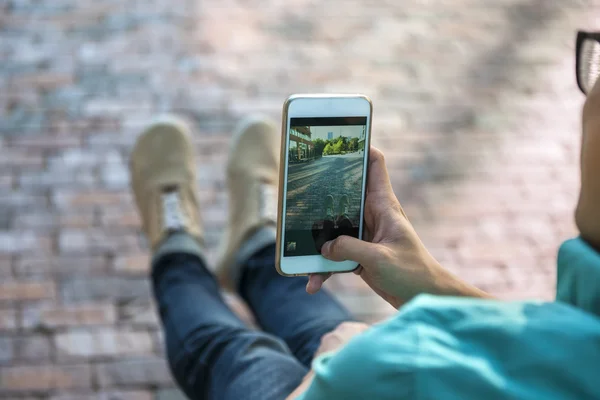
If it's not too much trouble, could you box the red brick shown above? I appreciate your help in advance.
[59,213,96,229]
[152,328,165,355]
[0,192,48,210]
[0,364,91,392]
[119,303,159,327]
[113,254,150,275]
[155,388,187,400]
[48,394,98,400]
[11,211,58,230]
[10,72,74,90]
[14,256,108,278]
[0,336,12,364]
[0,309,17,331]
[18,168,97,190]
[100,209,141,228]
[0,173,13,190]
[53,190,128,209]
[57,230,91,253]
[54,328,154,359]
[0,282,55,301]
[9,135,82,150]
[87,132,137,148]
[22,304,117,329]
[60,276,151,303]
[58,229,140,254]
[0,255,12,279]
[13,335,52,362]
[0,231,52,255]
[49,391,153,400]
[83,98,153,117]
[95,356,173,387]
[0,149,44,169]
[47,148,102,169]
[192,135,231,156]
[100,162,130,189]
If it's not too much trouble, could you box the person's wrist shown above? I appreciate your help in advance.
[433,265,492,299]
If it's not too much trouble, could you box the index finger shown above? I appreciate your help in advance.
[368,147,393,195]
[306,273,332,294]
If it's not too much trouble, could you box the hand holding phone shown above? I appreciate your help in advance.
[309,147,493,304]
[276,94,372,276]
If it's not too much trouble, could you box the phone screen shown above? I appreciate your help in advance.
[284,116,368,257]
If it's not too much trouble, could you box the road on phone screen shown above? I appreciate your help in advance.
[286,152,364,230]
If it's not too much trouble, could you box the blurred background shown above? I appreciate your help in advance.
[0,0,597,398]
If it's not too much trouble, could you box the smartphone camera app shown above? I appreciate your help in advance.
[284,117,367,257]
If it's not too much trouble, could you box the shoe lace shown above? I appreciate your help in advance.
[162,190,187,230]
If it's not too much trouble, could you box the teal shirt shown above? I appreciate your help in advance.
[298,238,600,399]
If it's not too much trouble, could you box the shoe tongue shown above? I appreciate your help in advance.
[161,190,188,231]
[259,183,278,223]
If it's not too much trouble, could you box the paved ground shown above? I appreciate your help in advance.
[0,0,598,398]
[286,154,363,230]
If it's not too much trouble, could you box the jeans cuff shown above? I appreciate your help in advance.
[233,226,276,286]
[152,232,205,267]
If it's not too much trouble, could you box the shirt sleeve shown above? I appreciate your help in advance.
[295,317,418,400]
[556,238,600,315]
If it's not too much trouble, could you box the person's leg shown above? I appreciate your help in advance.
[216,118,355,369]
[130,117,307,400]
[239,236,354,368]
[312,194,336,253]
[152,236,307,400]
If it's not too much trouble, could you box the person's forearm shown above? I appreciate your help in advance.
[435,268,494,299]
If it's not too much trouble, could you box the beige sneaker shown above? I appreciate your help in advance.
[576,32,600,248]
[129,116,203,252]
[577,77,600,247]
[217,116,280,290]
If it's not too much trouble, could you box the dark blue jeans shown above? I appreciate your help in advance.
[152,244,354,400]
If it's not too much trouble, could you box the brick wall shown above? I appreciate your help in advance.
[0,0,598,398]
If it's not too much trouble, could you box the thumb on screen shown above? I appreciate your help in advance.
[321,235,378,266]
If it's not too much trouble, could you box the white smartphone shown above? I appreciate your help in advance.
[276,94,373,276]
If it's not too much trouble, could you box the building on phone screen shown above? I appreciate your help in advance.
[289,126,315,163]
[358,126,366,153]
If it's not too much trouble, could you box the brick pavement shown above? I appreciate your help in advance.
[0,0,598,397]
